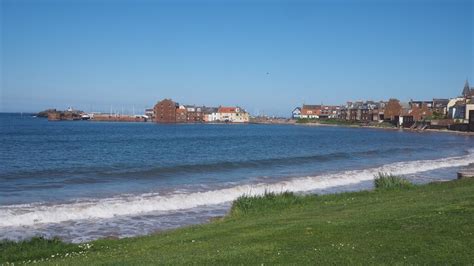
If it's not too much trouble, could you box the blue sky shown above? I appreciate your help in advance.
[1,0,473,116]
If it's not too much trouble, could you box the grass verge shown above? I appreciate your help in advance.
[1,178,474,265]
[230,191,303,216]
[374,172,414,189]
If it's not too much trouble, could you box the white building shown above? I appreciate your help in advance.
[466,104,474,121]
[217,106,249,123]
[292,107,301,119]
[205,112,220,122]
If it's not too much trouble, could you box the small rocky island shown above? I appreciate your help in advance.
[37,108,86,121]
[37,108,148,122]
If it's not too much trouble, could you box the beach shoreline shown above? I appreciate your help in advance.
[2,178,474,264]
[2,113,474,246]
[2,149,473,244]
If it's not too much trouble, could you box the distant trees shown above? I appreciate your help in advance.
[431,111,445,120]
[384,99,402,121]
[410,104,432,121]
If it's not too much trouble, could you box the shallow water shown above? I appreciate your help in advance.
[1,113,473,242]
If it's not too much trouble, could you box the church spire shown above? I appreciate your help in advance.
[462,78,470,97]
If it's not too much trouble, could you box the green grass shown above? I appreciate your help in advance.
[296,118,359,125]
[318,119,359,126]
[230,191,303,216]
[295,118,396,128]
[0,237,83,264]
[374,172,414,189]
[2,179,474,265]
[295,118,318,123]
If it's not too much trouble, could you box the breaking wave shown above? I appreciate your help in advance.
[1,150,472,228]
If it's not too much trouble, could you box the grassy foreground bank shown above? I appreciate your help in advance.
[2,178,474,265]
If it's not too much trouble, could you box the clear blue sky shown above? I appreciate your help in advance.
[1,0,473,116]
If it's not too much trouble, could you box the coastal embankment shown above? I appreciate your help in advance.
[2,178,473,264]
[296,121,474,136]
[91,114,147,122]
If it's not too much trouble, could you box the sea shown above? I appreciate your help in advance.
[1,113,473,243]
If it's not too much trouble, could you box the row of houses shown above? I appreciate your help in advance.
[293,102,382,121]
[147,99,250,123]
[291,79,474,129]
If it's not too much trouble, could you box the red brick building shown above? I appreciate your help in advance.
[176,106,187,123]
[154,99,177,123]
[185,106,204,122]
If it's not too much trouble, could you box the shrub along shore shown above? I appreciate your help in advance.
[1,176,474,265]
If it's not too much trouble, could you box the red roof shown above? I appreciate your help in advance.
[301,108,321,115]
[218,107,237,113]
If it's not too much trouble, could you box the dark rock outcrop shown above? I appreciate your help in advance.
[37,109,57,118]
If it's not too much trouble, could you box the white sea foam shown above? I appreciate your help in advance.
[1,152,473,228]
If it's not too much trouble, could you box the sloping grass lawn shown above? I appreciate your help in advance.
[2,178,474,265]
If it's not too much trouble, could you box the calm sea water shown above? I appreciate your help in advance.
[1,113,473,242]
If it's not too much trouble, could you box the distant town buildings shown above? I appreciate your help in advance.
[291,107,301,119]
[432,99,449,115]
[300,105,322,119]
[343,101,385,122]
[145,108,154,118]
[291,79,474,131]
[216,106,249,123]
[320,105,341,119]
[462,79,474,98]
[447,80,474,124]
[154,99,178,123]
[150,99,249,123]
[42,79,473,132]
[203,107,219,122]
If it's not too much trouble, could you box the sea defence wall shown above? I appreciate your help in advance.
[92,114,148,122]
